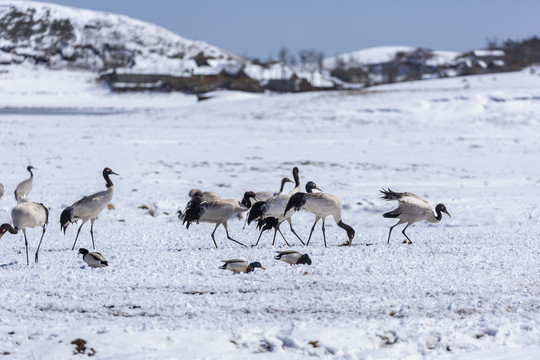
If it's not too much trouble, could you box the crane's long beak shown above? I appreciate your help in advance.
[111,171,119,176]
[260,266,266,270]
[315,186,323,192]
[444,210,451,218]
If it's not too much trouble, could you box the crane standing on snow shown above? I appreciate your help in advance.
[242,176,293,230]
[14,166,35,201]
[248,167,305,247]
[60,167,119,250]
[0,199,49,265]
[284,181,355,247]
[380,188,451,244]
[181,191,258,248]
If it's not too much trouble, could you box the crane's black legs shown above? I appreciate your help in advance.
[210,224,220,248]
[23,229,29,266]
[322,220,327,247]
[90,219,96,249]
[252,229,264,247]
[306,218,320,246]
[71,222,85,250]
[286,220,305,245]
[401,224,413,244]
[387,222,400,244]
[276,225,290,246]
[223,222,247,247]
[35,226,46,263]
[271,227,278,246]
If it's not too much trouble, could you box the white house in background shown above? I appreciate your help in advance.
[457,49,506,73]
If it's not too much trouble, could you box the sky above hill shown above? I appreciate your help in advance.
[34,0,540,60]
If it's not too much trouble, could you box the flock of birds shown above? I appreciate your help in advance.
[0,165,451,271]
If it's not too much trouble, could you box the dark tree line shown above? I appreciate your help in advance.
[488,36,540,70]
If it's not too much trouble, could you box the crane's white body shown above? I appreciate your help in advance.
[299,192,343,223]
[196,197,250,226]
[0,183,4,199]
[11,201,48,230]
[70,186,114,224]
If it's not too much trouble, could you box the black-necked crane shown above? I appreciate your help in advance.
[219,259,266,274]
[274,250,312,265]
[242,176,293,230]
[14,165,35,201]
[284,181,355,247]
[60,168,119,250]
[0,199,49,265]
[188,189,220,202]
[78,248,108,268]
[180,191,257,248]
[247,167,304,247]
[0,183,4,200]
[380,188,451,244]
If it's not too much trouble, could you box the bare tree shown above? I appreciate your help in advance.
[317,51,324,73]
[279,46,288,79]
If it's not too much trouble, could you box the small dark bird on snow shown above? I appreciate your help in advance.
[78,248,108,268]
[274,250,312,265]
[380,188,451,244]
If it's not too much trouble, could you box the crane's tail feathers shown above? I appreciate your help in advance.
[219,263,227,270]
[60,206,74,233]
[247,201,265,225]
[101,261,109,267]
[379,188,405,201]
[274,254,282,260]
[261,217,279,232]
[182,197,203,229]
[383,209,401,218]
[284,192,307,216]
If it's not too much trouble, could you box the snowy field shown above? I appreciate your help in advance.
[0,65,539,359]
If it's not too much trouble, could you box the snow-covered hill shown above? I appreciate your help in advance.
[0,0,243,74]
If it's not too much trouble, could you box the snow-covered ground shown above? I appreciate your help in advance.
[0,65,539,359]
